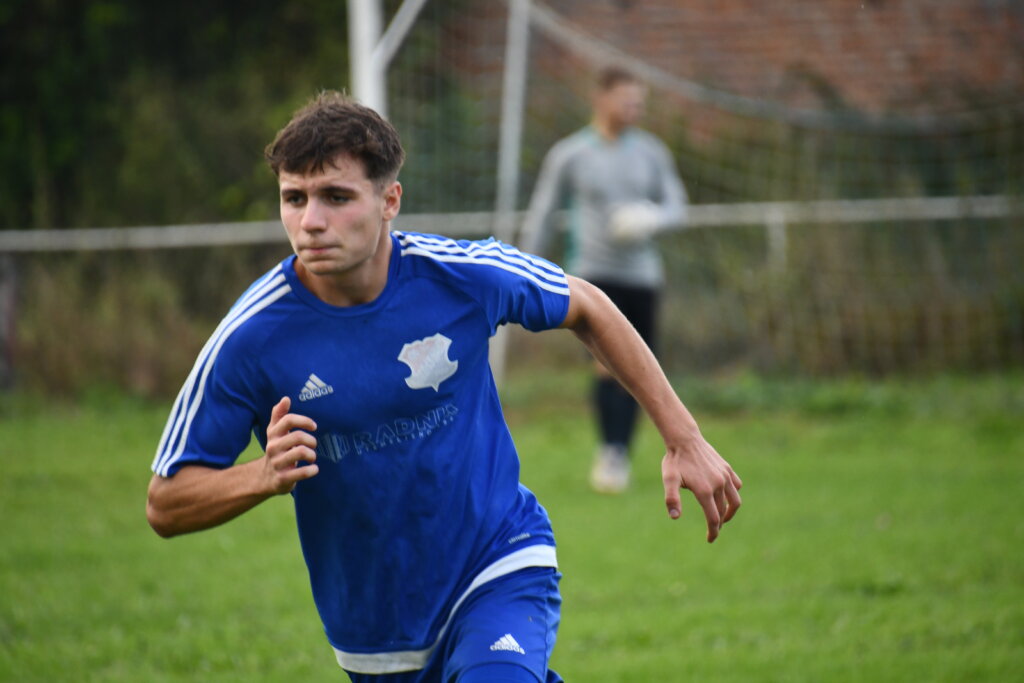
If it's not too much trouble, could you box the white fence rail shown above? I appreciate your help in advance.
[0,196,1018,253]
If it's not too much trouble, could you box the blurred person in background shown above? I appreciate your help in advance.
[521,66,689,494]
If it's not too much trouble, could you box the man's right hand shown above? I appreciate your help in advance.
[262,396,320,495]
[608,201,662,243]
[147,397,320,537]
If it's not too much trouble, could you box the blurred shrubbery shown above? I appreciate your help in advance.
[13,246,285,398]
[662,219,1024,376]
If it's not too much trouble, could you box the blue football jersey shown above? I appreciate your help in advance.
[152,231,571,674]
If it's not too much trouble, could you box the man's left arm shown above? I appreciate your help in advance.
[560,275,742,542]
[653,141,689,230]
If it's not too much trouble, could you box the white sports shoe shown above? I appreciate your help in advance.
[590,445,631,494]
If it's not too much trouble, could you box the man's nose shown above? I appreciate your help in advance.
[301,199,327,230]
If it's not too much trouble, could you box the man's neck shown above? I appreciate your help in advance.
[296,227,394,307]
[592,117,627,141]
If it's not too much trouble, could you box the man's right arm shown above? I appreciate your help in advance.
[146,397,319,538]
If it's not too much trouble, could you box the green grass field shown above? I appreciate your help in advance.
[1,370,1022,682]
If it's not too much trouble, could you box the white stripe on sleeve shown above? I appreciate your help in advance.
[152,274,290,476]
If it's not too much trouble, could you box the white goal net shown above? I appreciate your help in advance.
[386,0,1024,375]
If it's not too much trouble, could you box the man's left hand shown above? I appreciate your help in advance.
[662,436,743,543]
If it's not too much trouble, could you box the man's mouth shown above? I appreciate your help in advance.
[302,245,337,255]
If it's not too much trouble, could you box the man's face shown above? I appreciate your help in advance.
[278,155,401,279]
[596,81,647,129]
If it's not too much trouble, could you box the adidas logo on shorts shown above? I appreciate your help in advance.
[489,633,526,655]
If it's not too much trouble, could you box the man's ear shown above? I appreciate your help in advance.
[382,181,402,221]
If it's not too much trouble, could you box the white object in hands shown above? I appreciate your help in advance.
[608,201,662,243]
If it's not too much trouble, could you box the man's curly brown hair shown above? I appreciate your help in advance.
[264,91,405,190]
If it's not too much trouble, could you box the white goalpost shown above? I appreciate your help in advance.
[346,0,430,117]
[345,0,531,383]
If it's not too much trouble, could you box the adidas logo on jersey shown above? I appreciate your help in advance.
[298,373,334,402]
[489,633,525,655]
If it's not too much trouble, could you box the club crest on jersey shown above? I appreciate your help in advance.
[398,333,458,391]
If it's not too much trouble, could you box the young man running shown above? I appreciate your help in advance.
[147,92,740,682]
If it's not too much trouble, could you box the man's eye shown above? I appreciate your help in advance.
[284,195,304,205]
[329,194,350,204]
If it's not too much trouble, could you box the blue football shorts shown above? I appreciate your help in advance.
[344,566,563,683]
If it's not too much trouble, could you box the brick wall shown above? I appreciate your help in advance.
[449,0,1024,117]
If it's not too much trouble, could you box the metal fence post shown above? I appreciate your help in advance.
[490,0,533,387]
[0,254,16,390]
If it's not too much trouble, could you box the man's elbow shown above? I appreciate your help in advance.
[146,499,179,538]
[146,476,182,538]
